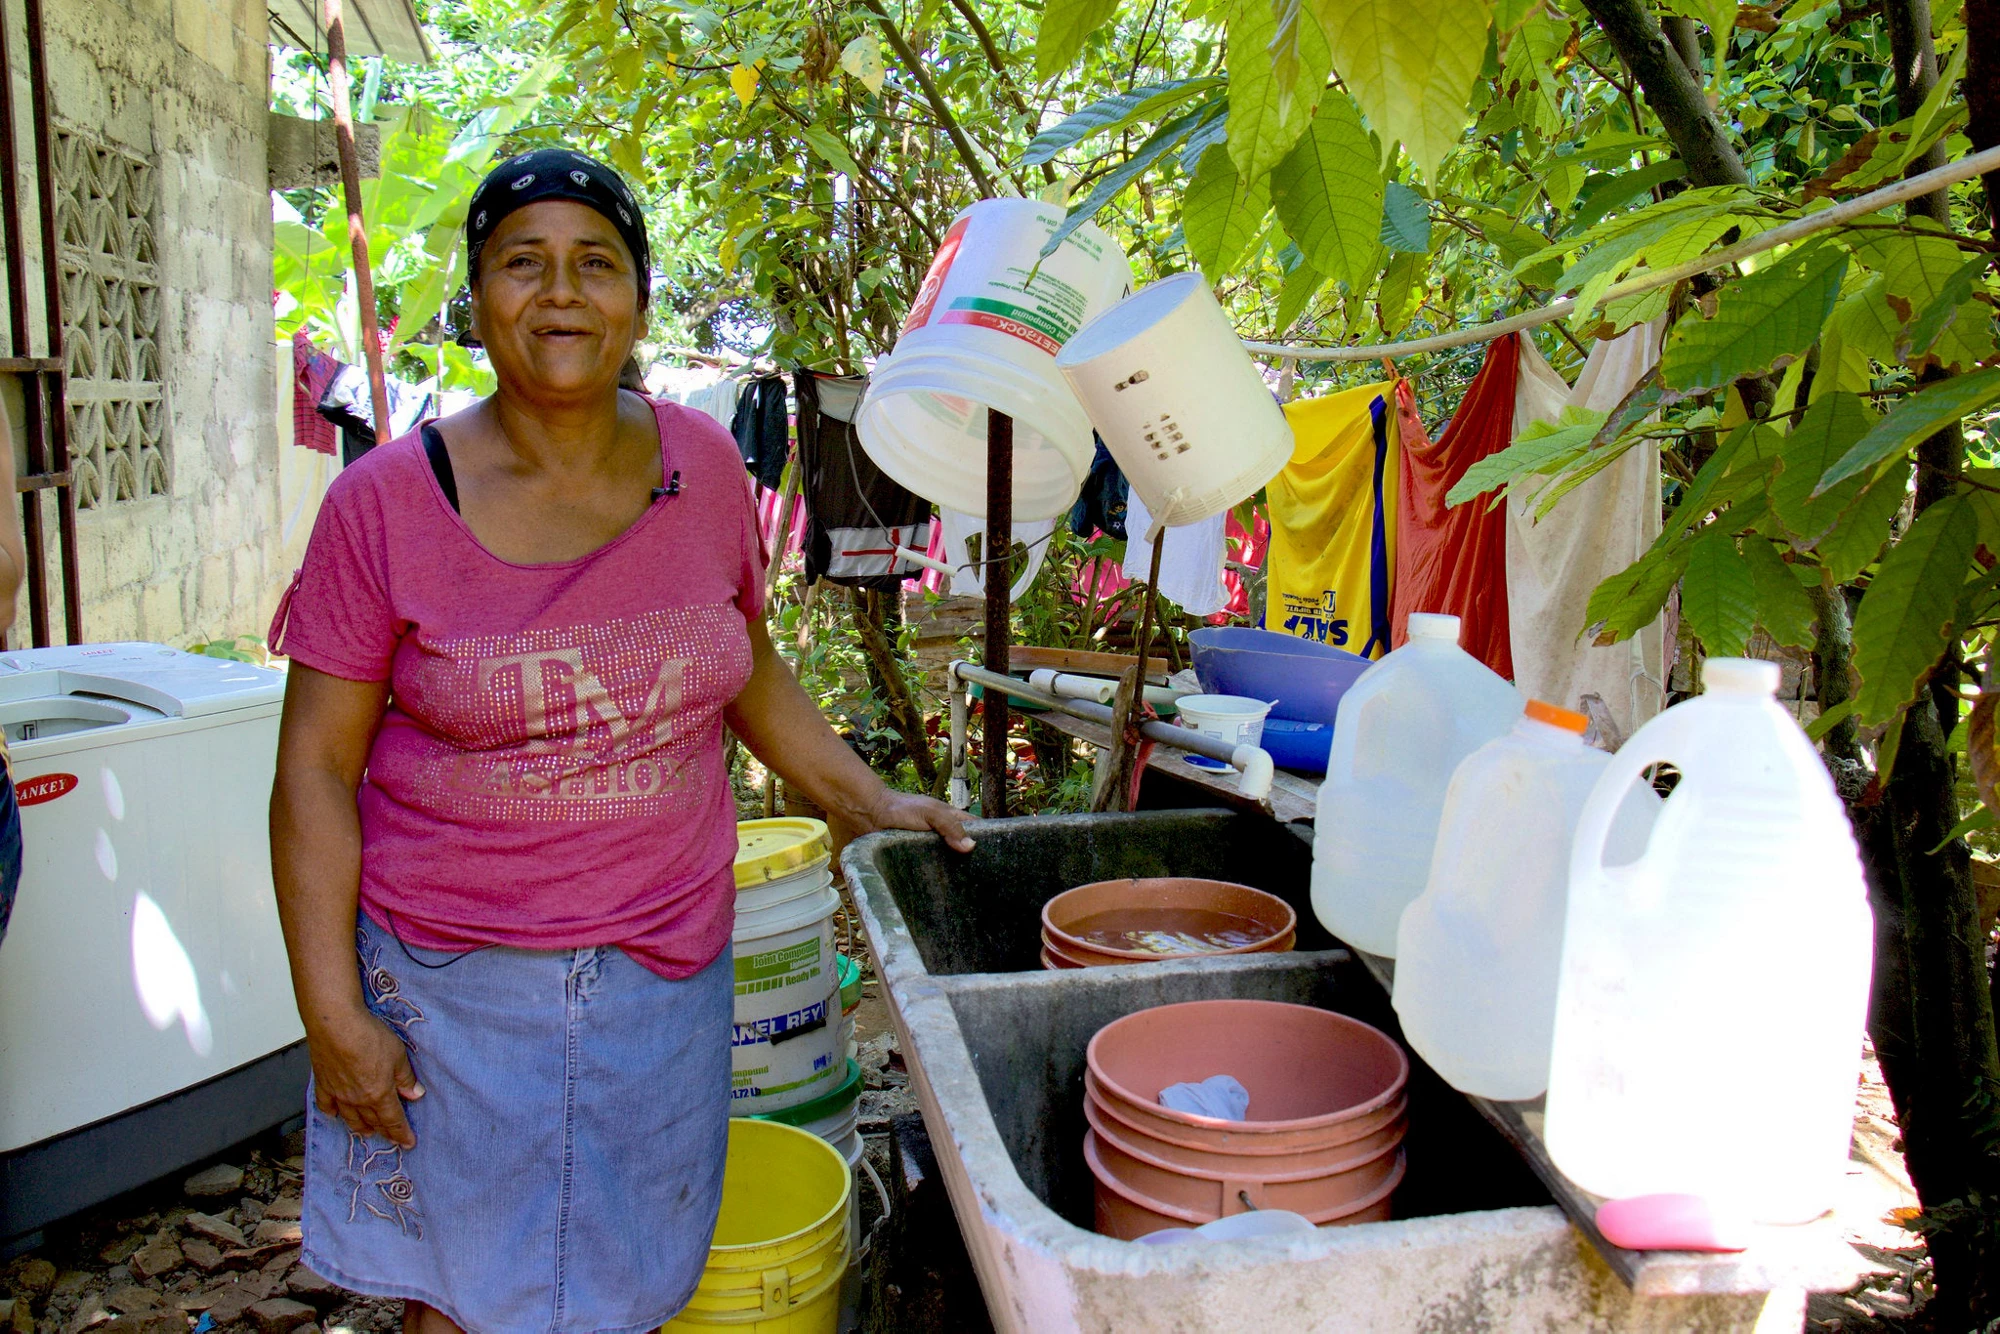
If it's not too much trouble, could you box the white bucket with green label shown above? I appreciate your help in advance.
[731,877,843,1113]
[857,197,1135,521]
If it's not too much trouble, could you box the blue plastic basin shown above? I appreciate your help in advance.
[1188,627,1372,726]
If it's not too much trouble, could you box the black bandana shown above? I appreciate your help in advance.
[465,149,651,305]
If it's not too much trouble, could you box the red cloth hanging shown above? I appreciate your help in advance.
[1391,333,1518,677]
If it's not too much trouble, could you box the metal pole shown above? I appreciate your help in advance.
[324,0,393,442]
[25,0,78,642]
[0,0,48,645]
[979,408,1012,818]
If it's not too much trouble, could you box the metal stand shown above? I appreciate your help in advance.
[979,408,1012,817]
[0,0,82,645]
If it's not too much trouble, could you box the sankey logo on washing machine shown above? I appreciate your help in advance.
[16,772,77,806]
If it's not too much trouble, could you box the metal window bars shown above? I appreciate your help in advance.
[0,0,83,646]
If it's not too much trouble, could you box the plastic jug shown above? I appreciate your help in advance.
[1392,701,1658,1101]
[1310,613,1522,957]
[1543,659,1873,1222]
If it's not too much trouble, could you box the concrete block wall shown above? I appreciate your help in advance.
[4,0,287,649]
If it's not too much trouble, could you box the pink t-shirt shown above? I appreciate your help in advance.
[273,398,765,979]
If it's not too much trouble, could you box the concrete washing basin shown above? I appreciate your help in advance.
[845,809,1812,1332]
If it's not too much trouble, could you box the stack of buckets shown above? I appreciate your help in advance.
[1082,1000,1410,1239]
[664,1119,851,1333]
[731,819,846,1114]
[682,819,859,1332]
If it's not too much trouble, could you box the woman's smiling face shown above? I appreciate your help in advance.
[471,199,644,401]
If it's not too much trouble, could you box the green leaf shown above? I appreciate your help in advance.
[1380,180,1433,253]
[1659,242,1848,393]
[1274,255,1326,332]
[1183,141,1271,273]
[1770,392,1875,542]
[1568,159,1688,233]
[1309,0,1495,180]
[1035,0,1121,80]
[1269,94,1385,289]
[1816,461,1912,584]
[1376,249,1426,335]
[1851,494,1979,724]
[1447,406,1607,508]
[1021,78,1225,166]
[1741,539,1817,649]
[1901,256,1991,363]
[1829,275,1904,364]
[1227,0,1330,182]
[1041,109,1207,258]
[1659,421,1759,542]
[1804,697,1854,742]
[1816,368,2000,494]
[1586,537,1692,646]
[1682,528,1758,658]
[1179,103,1231,174]
[1931,804,1995,854]
[1806,41,1967,198]
[801,125,862,179]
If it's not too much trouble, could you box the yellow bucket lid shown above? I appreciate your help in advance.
[734,817,832,888]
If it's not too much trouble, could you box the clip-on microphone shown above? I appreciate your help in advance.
[651,470,682,502]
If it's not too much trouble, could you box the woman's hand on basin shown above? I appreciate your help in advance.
[864,789,976,854]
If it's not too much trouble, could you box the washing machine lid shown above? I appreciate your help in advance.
[0,642,286,718]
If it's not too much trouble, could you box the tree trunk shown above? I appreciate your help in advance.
[849,588,940,793]
[1963,0,2000,233]
[1584,0,2000,1319]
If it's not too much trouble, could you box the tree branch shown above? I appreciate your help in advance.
[857,0,998,197]
[1578,0,1750,186]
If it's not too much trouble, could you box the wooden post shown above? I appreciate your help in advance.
[980,408,1012,818]
[324,0,393,441]
[1092,532,1165,812]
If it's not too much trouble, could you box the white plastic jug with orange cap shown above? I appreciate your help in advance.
[1543,658,1873,1222]
[1392,701,1658,1101]
[1310,612,1523,957]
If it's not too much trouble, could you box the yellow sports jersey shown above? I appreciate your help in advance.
[1267,381,1399,657]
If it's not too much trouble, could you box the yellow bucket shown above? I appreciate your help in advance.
[664,1119,851,1332]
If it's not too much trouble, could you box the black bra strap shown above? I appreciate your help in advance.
[421,422,460,514]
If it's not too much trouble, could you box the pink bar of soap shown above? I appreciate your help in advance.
[1595,1194,1750,1252]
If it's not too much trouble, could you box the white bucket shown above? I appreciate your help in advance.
[738,859,834,916]
[731,879,844,1112]
[1174,694,1274,771]
[1055,271,1294,534]
[857,198,1135,521]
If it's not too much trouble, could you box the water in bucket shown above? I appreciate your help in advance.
[1392,701,1657,1101]
[1055,271,1294,534]
[1543,659,1872,1222]
[856,199,1133,521]
[1310,613,1522,957]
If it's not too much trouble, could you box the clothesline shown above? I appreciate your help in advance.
[1241,143,2000,364]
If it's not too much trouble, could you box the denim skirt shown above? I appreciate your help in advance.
[301,912,733,1333]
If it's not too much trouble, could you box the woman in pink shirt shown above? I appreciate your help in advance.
[268,150,969,1334]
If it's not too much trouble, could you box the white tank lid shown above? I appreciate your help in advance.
[1406,612,1462,643]
[1704,657,1781,696]
[0,642,285,717]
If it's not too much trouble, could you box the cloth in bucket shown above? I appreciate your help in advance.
[1158,1074,1250,1121]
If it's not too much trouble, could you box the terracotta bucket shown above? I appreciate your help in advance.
[1086,1001,1409,1145]
[1086,1133,1405,1239]
[1083,1082,1408,1177]
[1084,1103,1404,1217]
[1040,878,1296,970]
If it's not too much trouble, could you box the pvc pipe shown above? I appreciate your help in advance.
[948,680,972,812]
[951,661,1275,802]
[1028,668,1192,711]
[894,544,955,577]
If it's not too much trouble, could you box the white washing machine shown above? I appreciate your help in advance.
[0,644,307,1239]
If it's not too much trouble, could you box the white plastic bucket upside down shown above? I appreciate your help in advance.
[857,198,1135,521]
[1056,271,1295,535]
